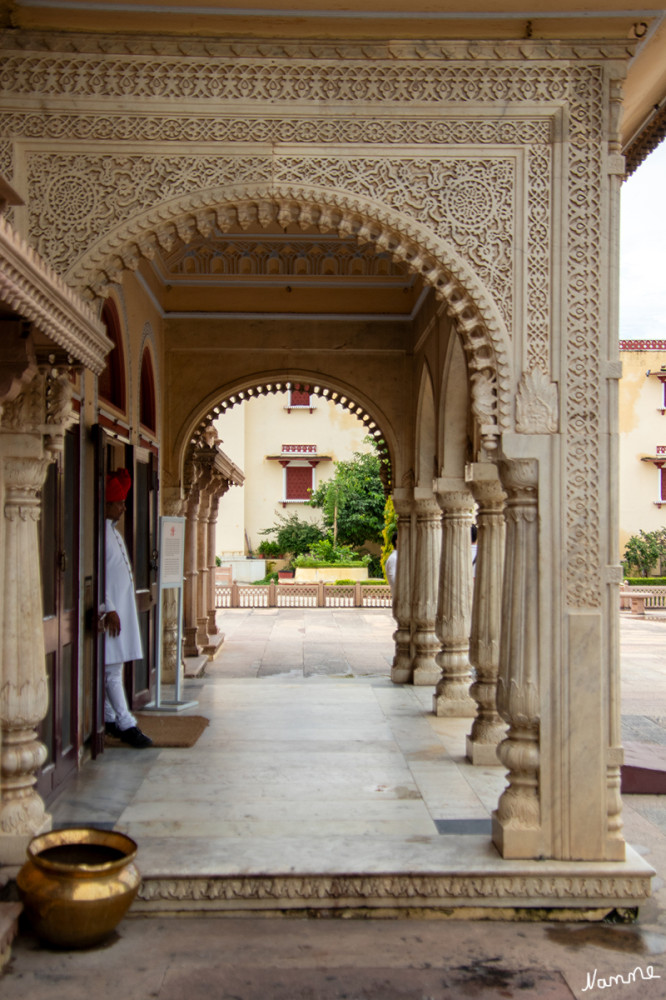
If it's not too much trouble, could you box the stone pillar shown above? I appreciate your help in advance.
[411,490,442,686]
[207,492,223,634]
[183,487,201,657]
[0,368,73,863]
[195,493,210,646]
[433,481,476,716]
[492,458,542,859]
[465,464,507,764]
[0,453,51,861]
[390,494,413,684]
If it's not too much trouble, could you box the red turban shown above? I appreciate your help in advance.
[106,468,132,502]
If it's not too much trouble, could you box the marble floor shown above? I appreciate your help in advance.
[48,609,659,901]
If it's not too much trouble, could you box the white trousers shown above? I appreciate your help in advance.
[104,662,137,731]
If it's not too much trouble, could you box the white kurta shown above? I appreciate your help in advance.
[105,518,143,664]
[385,549,397,594]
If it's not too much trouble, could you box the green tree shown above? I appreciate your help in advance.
[308,449,386,549]
[259,512,326,557]
[623,529,661,577]
[380,494,397,580]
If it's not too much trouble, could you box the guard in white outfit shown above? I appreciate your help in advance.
[100,469,153,748]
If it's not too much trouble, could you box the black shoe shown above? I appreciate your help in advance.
[118,726,153,748]
[105,722,122,739]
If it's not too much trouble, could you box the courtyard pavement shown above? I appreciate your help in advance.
[3,610,666,999]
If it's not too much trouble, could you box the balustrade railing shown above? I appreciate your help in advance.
[620,584,666,614]
[215,581,392,609]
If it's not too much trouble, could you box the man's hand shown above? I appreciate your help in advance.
[105,611,121,637]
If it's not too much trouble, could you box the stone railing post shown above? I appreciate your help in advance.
[492,458,542,859]
[411,490,442,686]
[465,464,507,763]
[390,493,413,684]
[433,480,476,716]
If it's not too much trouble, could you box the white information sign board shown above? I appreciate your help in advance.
[143,516,196,712]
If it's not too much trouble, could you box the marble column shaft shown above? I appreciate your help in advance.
[390,495,413,684]
[411,493,442,686]
[465,465,507,764]
[207,492,223,634]
[492,458,542,859]
[183,489,201,657]
[433,485,476,716]
[196,493,211,646]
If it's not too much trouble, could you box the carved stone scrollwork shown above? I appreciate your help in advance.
[492,458,542,859]
[390,496,413,685]
[465,466,507,764]
[433,487,476,716]
[515,368,558,434]
[411,495,442,687]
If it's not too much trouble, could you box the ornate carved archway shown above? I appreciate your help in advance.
[66,189,512,452]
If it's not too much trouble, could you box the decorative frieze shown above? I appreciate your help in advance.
[135,867,651,909]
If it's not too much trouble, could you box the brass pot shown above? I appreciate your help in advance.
[17,827,140,948]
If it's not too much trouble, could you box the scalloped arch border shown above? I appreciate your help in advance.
[66,183,514,435]
[181,370,397,491]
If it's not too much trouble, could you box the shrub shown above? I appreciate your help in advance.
[257,540,283,558]
[259,512,326,557]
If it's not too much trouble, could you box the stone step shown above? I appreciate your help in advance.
[622,741,666,793]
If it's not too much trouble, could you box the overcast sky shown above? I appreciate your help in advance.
[619,139,666,341]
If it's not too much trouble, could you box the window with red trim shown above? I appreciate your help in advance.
[98,300,126,412]
[661,467,666,502]
[289,388,311,407]
[286,466,313,500]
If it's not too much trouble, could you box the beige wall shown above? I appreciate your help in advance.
[619,345,666,557]
[216,392,372,555]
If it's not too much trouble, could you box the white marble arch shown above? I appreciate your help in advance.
[30,167,622,866]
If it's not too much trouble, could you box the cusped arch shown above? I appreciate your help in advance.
[66,184,514,439]
[177,373,398,496]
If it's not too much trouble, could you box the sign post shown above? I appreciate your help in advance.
[143,515,197,712]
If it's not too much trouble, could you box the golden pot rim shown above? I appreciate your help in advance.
[27,826,138,874]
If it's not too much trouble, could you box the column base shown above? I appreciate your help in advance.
[391,665,413,684]
[196,617,209,646]
[183,627,200,658]
[433,692,476,717]
[492,812,544,860]
[413,664,441,686]
[466,735,502,765]
[0,815,52,866]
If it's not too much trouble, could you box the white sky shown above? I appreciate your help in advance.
[619,139,666,341]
